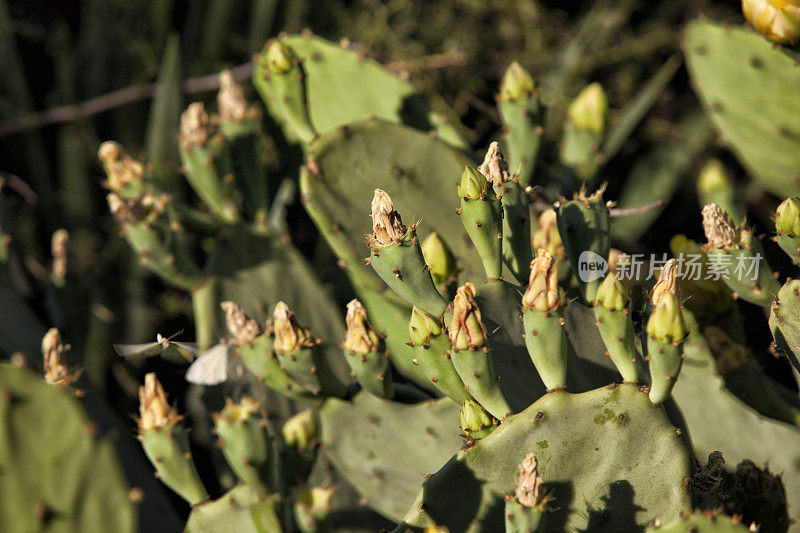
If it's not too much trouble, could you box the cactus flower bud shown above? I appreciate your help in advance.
[107,193,143,225]
[499,61,536,101]
[51,229,69,280]
[697,159,731,197]
[458,166,489,201]
[522,249,565,313]
[265,39,295,73]
[532,209,565,260]
[515,453,546,508]
[448,283,487,350]
[596,271,628,311]
[217,396,261,424]
[408,306,443,345]
[421,232,457,288]
[460,398,497,438]
[138,373,178,433]
[217,70,247,123]
[295,486,334,520]
[273,301,312,353]
[702,203,738,250]
[478,142,511,187]
[344,299,380,354]
[651,259,679,308]
[647,291,686,344]
[282,408,318,450]
[220,301,260,346]
[42,328,74,385]
[370,188,407,245]
[776,197,800,236]
[567,83,608,134]
[742,0,800,45]
[98,141,144,191]
[179,102,214,148]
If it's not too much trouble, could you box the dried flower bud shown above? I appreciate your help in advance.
[273,301,312,353]
[596,271,628,311]
[217,397,260,424]
[478,141,510,187]
[567,83,608,134]
[499,61,535,101]
[220,301,260,345]
[265,39,295,74]
[458,166,488,200]
[370,188,407,245]
[42,328,72,385]
[179,102,214,148]
[531,209,564,259]
[448,283,487,350]
[651,258,678,307]
[702,203,738,250]
[282,408,317,450]
[344,299,380,354]
[515,453,545,508]
[107,193,143,225]
[217,70,247,123]
[138,373,178,432]
[522,249,565,313]
[776,197,800,236]
[743,0,800,45]
[408,306,443,345]
[98,141,144,191]
[51,229,69,279]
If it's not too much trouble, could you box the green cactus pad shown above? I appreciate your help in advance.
[450,347,512,420]
[768,279,800,376]
[218,116,269,225]
[179,138,241,224]
[498,97,543,187]
[413,332,471,404]
[504,500,547,533]
[594,304,638,383]
[495,180,532,284]
[522,308,568,391]
[343,346,394,399]
[253,34,465,147]
[556,196,610,303]
[239,335,315,399]
[646,336,684,406]
[0,364,136,533]
[684,22,800,198]
[140,424,208,505]
[185,485,283,533]
[403,384,690,532]
[704,236,779,308]
[319,392,462,522]
[647,512,750,532]
[459,166,504,280]
[214,407,274,495]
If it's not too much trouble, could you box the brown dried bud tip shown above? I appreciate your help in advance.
[370,188,407,245]
[42,328,72,385]
[220,301,260,345]
[515,453,545,508]
[107,193,143,225]
[179,102,214,148]
[138,373,178,433]
[448,283,487,350]
[651,258,678,307]
[217,70,247,123]
[344,299,380,354]
[523,249,565,313]
[98,141,144,191]
[478,141,510,187]
[702,204,737,250]
[273,301,312,353]
[51,229,69,279]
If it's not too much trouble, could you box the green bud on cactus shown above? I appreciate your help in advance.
[265,39,295,73]
[499,61,536,101]
[343,299,393,398]
[532,209,565,261]
[697,159,730,197]
[567,83,608,134]
[409,306,443,345]
[294,487,334,533]
[648,267,685,344]
[742,0,800,45]
[595,271,628,311]
[448,282,487,351]
[421,232,457,290]
[522,250,565,314]
[458,166,490,201]
[776,197,800,236]
[282,408,318,451]
[459,398,497,439]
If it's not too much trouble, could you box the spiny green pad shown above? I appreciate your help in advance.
[768,279,800,376]
[141,425,208,505]
[185,485,282,533]
[458,166,503,280]
[239,335,314,399]
[253,34,465,147]
[594,272,638,382]
[497,62,542,186]
[684,22,800,197]
[0,363,136,533]
[504,500,547,533]
[320,392,461,522]
[647,512,749,532]
[450,347,511,419]
[403,385,690,532]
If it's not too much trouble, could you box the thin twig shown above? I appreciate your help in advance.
[0,63,254,138]
[609,200,664,217]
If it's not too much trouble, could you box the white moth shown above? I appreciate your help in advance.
[113,331,198,363]
[185,342,229,385]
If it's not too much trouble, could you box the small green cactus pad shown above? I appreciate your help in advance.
[253,34,465,148]
[403,385,690,532]
[684,22,800,197]
[673,310,800,528]
[185,485,283,533]
[768,279,800,375]
[0,363,136,533]
[319,392,462,521]
[207,226,351,384]
[647,512,750,532]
